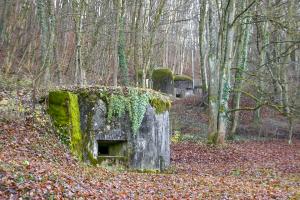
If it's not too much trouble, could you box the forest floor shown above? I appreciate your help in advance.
[0,91,300,199]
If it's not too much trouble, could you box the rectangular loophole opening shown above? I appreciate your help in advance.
[98,145,109,155]
[97,140,126,157]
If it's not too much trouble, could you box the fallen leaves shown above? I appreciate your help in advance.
[0,92,299,199]
[0,119,299,199]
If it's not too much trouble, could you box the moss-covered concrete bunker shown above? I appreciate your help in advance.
[47,86,171,170]
[151,69,194,98]
[152,68,174,95]
[173,75,194,98]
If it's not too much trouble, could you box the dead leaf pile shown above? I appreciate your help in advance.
[1,119,299,199]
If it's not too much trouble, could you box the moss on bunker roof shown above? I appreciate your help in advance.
[51,86,166,97]
[173,74,193,81]
[152,68,173,81]
[48,85,171,113]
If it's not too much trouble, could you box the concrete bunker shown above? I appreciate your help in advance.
[152,68,174,95]
[97,140,127,157]
[47,87,171,171]
[173,75,194,98]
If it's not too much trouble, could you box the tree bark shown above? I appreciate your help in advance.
[112,0,120,87]
[133,0,143,86]
[199,0,208,96]
[37,0,51,86]
[142,0,166,88]
[73,0,86,86]
[207,1,219,143]
[216,0,236,144]
[118,0,129,86]
[229,8,251,138]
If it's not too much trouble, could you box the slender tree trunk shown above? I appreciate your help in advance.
[0,0,11,44]
[199,0,208,96]
[113,0,120,87]
[73,0,85,86]
[216,0,236,144]
[46,0,56,86]
[37,0,50,86]
[142,0,166,88]
[118,0,129,86]
[0,0,7,39]
[207,2,219,143]
[254,20,270,123]
[229,12,251,138]
[133,0,143,85]
[283,0,296,144]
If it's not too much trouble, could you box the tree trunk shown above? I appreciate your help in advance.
[229,11,251,138]
[207,2,219,143]
[216,0,236,144]
[73,0,85,86]
[142,0,166,88]
[118,0,129,86]
[112,0,120,87]
[254,17,270,124]
[198,0,208,96]
[37,0,51,86]
[133,0,143,86]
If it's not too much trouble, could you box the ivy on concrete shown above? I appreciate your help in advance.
[48,86,171,144]
[106,88,169,134]
[128,89,149,134]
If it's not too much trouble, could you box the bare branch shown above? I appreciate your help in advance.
[231,0,257,26]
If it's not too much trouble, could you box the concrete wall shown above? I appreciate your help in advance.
[78,95,170,170]
[174,80,194,98]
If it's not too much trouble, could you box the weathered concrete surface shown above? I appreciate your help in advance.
[128,106,170,170]
[77,92,170,170]
[152,78,174,95]
[174,80,193,89]
[174,80,194,98]
[152,68,174,95]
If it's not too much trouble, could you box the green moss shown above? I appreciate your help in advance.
[207,132,218,145]
[47,91,71,144]
[170,131,182,144]
[149,97,171,114]
[152,68,173,81]
[152,68,174,94]
[87,151,98,166]
[47,91,83,160]
[105,87,171,133]
[47,87,171,163]
[48,91,70,105]
[173,74,192,81]
[68,93,83,160]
